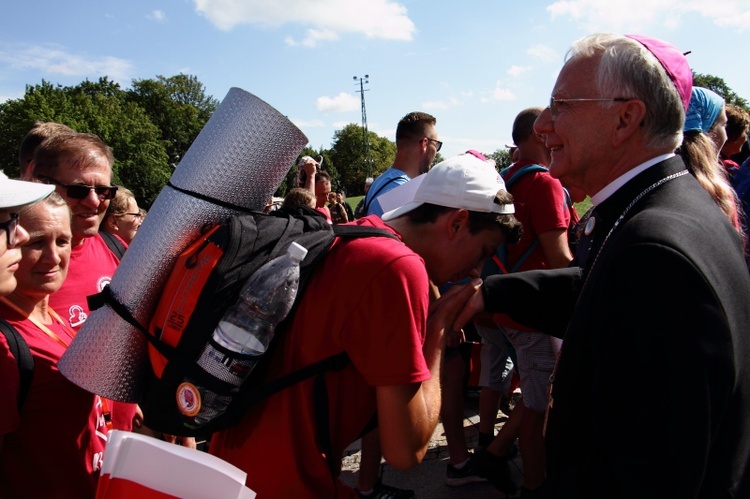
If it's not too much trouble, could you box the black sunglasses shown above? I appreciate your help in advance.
[0,212,19,247]
[38,175,118,200]
[426,137,443,152]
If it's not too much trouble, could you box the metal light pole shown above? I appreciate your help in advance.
[353,75,373,179]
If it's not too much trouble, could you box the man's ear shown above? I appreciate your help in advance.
[613,99,647,147]
[445,209,470,240]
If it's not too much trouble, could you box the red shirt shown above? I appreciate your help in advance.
[46,233,137,431]
[210,216,431,498]
[0,308,109,498]
[494,160,571,330]
[502,160,571,271]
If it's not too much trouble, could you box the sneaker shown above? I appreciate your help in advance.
[445,455,488,487]
[356,480,415,499]
[473,448,518,496]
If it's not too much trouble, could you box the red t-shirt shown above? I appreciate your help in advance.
[494,161,571,330]
[210,216,431,498]
[48,233,121,332]
[502,160,571,271]
[46,233,137,431]
[0,309,109,498]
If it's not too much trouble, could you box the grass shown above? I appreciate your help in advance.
[346,195,363,210]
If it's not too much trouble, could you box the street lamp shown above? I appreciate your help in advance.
[353,75,373,179]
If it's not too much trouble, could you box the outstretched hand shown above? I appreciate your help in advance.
[426,279,482,345]
[451,282,485,332]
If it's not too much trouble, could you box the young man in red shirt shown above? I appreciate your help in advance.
[210,154,521,498]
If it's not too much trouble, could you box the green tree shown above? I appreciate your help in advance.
[486,149,512,170]
[330,123,396,195]
[0,74,217,207]
[127,74,219,167]
[693,72,749,111]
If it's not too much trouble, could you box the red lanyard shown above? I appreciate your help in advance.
[0,296,74,349]
[0,296,113,429]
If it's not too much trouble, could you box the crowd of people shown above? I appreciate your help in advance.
[1,31,750,499]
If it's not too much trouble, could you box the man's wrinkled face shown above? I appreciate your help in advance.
[51,154,113,242]
[534,56,623,195]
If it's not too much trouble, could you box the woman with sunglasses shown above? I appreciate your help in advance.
[101,186,143,246]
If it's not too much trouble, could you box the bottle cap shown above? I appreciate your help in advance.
[287,241,308,262]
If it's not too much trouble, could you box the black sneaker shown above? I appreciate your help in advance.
[473,448,518,496]
[356,480,415,499]
[445,455,488,487]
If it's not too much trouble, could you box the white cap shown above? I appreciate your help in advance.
[381,154,515,221]
[0,170,55,210]
[287,241,308,262]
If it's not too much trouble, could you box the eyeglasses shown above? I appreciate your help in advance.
[425,137,443,152]
[549,97,631,120]
[38,175,118,200]
[0,213,19,247]
[117,212,143,219]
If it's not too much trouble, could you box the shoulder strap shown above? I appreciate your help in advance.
[0,318,34,409]
[502,164,550,188]
[495,164,553,274]
[363,176,403,215]
[99,231,126,260]
[332,224,400,241]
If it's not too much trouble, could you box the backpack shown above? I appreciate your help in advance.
[0,318,34,409]
[93,206,398,437]
[492,164,575,273]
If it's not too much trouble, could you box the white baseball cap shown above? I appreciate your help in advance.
[381,154,514,221]
[0,170,55,210]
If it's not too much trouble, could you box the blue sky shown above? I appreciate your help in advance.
[1,0,749,161]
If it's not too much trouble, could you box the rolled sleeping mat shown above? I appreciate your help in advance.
[58,87,308,402]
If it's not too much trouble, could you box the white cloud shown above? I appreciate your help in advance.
[546,0,749,32]
[526,44,558,62]
[507,65,532,79]
[285,29,339,48]
[422,96,460,111]
[490,86,516,101]
[0,43,134,83]
[193,0,415,43]
[147,10,167,22]
[316,92,360,113]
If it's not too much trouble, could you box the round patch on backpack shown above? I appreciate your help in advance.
[176,382,201,417]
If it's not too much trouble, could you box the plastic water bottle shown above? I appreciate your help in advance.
[176,242,308,427]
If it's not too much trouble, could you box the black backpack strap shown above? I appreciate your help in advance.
[241,352,349,408]
[314,365,338,475]
[166,182,255,213]
[236,352,349,476]
[331,224,400,241]
[0,318,34,409]
[98,231,127,260]
[88,285,177,360]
